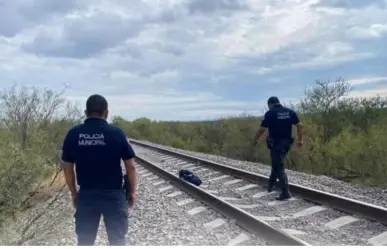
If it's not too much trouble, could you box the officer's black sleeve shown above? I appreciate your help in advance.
[119,131,136,160]
[61,129,76,164]
[260,111,271,128]
[291,110,300,125]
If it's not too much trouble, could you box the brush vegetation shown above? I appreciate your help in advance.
[113,78,387,188]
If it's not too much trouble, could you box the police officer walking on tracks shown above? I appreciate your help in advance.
[252,96,303,201]
[61,94,137,246]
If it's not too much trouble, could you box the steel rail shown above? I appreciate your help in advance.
[131,139,387,226]
[135,154,309,246]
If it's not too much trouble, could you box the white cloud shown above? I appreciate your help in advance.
[251,42,374,74]
[211,0,322,59]
[67,90,266,121]
[347,23,387,39]
[0,0,387,121]
[348,87,387,98]
[348,76,387,86]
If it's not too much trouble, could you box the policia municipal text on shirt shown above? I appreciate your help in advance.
[61,94,137,246]
[252,96,303,201]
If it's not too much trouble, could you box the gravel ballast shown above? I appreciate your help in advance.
[133,143,387,246]
[130,164,266,246]
[0,162,265,246]
[133,139,387,209]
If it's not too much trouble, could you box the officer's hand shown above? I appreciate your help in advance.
[297,139,304,148]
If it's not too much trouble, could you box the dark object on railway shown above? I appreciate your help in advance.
[123,174,131,202]
[179,169,202,186]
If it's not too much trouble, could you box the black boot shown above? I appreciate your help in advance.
[267,176,276,193]
[275,192,292,201]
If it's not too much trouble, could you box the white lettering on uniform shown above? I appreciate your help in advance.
[79,134,104,139]
[78,133,106,146]
[277,112,290,120]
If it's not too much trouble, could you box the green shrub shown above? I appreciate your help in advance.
[114,78,387,188]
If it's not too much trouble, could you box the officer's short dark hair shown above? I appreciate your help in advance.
[267,96,280,105]
[86,94,108,116]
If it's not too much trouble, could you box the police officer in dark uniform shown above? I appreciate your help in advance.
[61,94,137,245]
[252,96,303,201]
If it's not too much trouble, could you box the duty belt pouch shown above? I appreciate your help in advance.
[123,174,131,202]
[266,137,274,150]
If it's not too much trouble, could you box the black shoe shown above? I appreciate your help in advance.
[267,187,273,192]
[275,193,292,201]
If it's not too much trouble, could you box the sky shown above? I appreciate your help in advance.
[0,0,386,121]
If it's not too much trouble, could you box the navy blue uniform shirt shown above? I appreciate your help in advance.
[260,105,300,140]
[61,118,135,190]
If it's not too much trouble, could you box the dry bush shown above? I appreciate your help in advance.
[0,85,83,244]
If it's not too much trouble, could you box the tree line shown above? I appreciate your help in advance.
[113,78,387,188]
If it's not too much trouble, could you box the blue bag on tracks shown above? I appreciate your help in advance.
[178,169,202,186]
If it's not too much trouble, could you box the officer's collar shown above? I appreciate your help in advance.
[84,117,108,124]
[273,104,283,108]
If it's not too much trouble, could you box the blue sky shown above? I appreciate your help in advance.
[0,0,386,121]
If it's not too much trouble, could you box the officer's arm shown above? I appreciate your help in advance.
[121,136,137,197]
[253,112,269,142]
[61,130,77,197]
[292,111,303,142]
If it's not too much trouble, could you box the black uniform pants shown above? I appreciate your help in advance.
[268,138,293,195]
[75,190,129,246]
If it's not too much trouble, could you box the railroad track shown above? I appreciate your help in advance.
[131,139,387,246]
[130,162,271,246]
